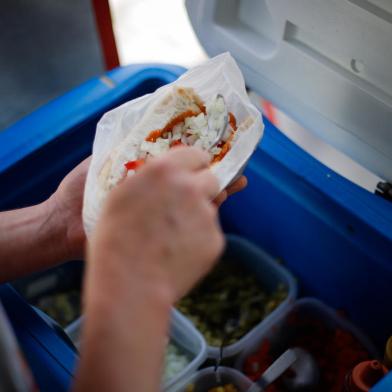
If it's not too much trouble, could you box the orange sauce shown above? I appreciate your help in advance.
[211,112,238,163]
[198,104,207,114]
[170,139,184,147]
[228,112,237,130]
[145,110,200,142]
[144,109,238,164]
[145,129,162,143]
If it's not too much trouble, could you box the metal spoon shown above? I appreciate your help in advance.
[214,287,243,385]
[248,348,319,392]
[214,316,240,383]
[207,94,228,150]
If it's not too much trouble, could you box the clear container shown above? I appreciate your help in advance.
[165,310,208,390]
[169,366,255,392]
[235,298,379,389]
[178,234,297,360]
[64,316,82,350]
[65,309,207,391]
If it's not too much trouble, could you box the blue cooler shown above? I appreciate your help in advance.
[0,1,392,390]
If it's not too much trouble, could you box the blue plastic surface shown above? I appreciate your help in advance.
[0,63,185,210]
[0,64,185,392]
[0,285,76,392]
[373,373,392,392]
[220,118,392,347]
[0,63,391,391]
[235,298,379,389]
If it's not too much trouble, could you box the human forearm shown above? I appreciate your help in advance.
[0,196,70,283]
[73,148,226,392]
[73,248,172,392]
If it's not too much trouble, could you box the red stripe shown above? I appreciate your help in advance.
[91,0,120,70]
[262,100,278,126]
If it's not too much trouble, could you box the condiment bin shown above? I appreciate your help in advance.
[177,235,297,360]
[1,62,391,391]
[1,1,392,388]
[235,298,379,391]
[170,367,254,392]
[64,310,207,391]
[63,317,83,350]
[12,261,83,328]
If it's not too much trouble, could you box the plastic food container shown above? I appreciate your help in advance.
[13,261,83,328]
[2,2,391,387]
[177,235,297,360]
[65,310,207,391]
[169,366,254,392]
[64,316,82,350]
[235,298,379,390]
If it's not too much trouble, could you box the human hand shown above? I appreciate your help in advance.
[50,157,90,260]
[89,147,225,301]
[214,176,248,207]
[47,153,244,264]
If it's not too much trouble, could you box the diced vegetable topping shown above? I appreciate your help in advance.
[176,262,288,347]
[124,159,145,171]
[163,342,191,383]
[123,96,239,174]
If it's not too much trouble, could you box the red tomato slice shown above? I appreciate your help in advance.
[124,159,144,171]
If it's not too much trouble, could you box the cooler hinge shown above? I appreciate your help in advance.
[375,182,392,203]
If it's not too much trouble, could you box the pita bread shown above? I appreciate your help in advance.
[83,53,264,237]
[98,86,205,192]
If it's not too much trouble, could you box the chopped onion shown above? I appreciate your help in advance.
[163,342,191,383]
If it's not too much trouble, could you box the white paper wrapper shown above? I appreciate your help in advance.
[83,53,264,236]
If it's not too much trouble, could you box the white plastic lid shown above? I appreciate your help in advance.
[186,0,392,183]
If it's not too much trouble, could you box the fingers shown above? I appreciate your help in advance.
[226,176,248,196]
[138,148,246,203]
[213,191,228,207]
[81,156,92,165]
[154,146,210,172]
[76,156,92,172]
[213,176,247,207]
[193,169,220,199]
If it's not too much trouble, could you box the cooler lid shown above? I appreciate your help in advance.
[186,0,392,183]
